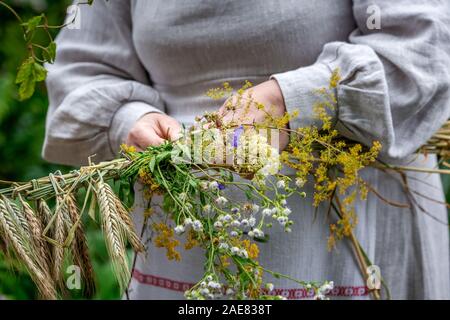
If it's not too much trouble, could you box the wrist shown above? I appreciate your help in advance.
[266,79,286,113]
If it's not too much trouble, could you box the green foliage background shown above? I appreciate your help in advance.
[0,0,120,300]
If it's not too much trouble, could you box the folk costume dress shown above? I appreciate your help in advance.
[43,0,450,299]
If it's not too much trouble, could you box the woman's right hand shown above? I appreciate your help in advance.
[126,113,182,150]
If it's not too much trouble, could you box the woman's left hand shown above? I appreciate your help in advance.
[217,79,289,150]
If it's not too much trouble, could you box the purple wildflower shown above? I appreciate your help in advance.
[233,125,244,148]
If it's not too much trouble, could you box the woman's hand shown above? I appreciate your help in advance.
[126,113,182,150]
[218,79,289,150]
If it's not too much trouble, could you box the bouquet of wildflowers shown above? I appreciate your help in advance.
[1,69,449,300]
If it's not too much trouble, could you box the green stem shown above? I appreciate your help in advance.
[0,1,23,24]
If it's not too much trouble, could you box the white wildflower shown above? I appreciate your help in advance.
[215,196,228,206]
[222,214,232,222]
[248,216,256,227]
[209,181,219,191]
[231,220,241,228]
[253,228,264,238]
[208,281,219,289]
[239,249,248,258]
[295,177,305,188]
[240,219,249,227]
[192,220,203,232]
[276,180,286,189]
[218,242,229,250]
[230,247,240,255]
[262,208,272,217]
[199,181,209,190]
[319,281,334,294]
[200,288,210,296]
[277,216,288,226]
[174,225,185,235]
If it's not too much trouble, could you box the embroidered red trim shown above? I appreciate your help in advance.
[132,269,370,299]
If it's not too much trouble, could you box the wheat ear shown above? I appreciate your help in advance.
[18,195,51,273]
[0,196,57,299]
[95,179,130,292]
[52,195,68,291]
[8,199,31,238]
[113,197,145,253]
[66,194,96,297]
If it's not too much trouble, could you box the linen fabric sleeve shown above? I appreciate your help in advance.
[272,0,450,161]
[43,0,164,166]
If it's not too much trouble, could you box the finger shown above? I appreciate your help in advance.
[160,118,182,141]
[129,126,165,149]
[137,133,165,148]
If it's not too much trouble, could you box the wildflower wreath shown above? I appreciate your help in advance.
[1,0,450,301]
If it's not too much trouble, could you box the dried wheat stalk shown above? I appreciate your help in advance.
[113,197,145,253]
[95,179,130,292]
[0,195,56,299]
[52,195,68,292]
[66,194,96,297]
[18,195,51,273]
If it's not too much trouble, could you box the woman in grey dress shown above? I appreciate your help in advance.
[43,0,450,299]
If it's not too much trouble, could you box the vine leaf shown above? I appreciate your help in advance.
[21,14,44,35]
[16,57,47,100]
[44,41,57,63]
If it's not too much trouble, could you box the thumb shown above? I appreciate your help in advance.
[161,118,182,141]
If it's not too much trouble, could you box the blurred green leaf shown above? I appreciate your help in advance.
[16,56,47,100]
[44,41,56,63]
[21,14,44,35]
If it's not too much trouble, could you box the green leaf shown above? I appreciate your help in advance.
[16,57,34,84]
[156,151,170,163]
[33,63,47,82]
[188,179,197,189]
[149,157,156,172]
[15,57,47,100]
[88,193,97,222]
[44,41,57,63]
[21,14,44,34]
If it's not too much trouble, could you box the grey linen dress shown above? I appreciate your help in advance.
[43,0,450,299]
